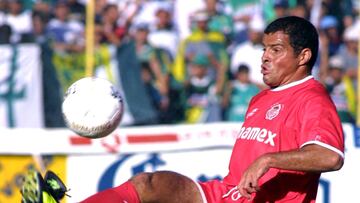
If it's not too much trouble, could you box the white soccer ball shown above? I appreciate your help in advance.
[62,77,124,138]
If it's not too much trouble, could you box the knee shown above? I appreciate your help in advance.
[129,172,157,201]
[129,172,155,193]
[129,171,202,203]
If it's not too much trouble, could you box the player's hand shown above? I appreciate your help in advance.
[237,155,270,199]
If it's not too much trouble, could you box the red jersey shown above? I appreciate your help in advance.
[212,76,344,202]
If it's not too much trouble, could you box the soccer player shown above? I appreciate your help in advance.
[21,16,344,203]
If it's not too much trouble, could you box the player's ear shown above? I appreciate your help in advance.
[298,48,311,67]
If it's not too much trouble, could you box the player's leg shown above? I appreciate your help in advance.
[81,171,205,203]
[131,171,204,203]
[21,170,205,203]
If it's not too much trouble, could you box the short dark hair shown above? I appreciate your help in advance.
[237,64,250,73]
[264,16,319,71]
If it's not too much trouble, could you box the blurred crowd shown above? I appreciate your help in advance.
[0,0,359,126]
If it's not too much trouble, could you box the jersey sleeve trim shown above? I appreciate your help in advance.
[301,140,344,159]
[193,179,208,203]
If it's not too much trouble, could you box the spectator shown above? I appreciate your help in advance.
[31,0,53,44]
[319,0,354,30]
[319,15,342,56]
[174,10,228,125]
[205,0,233,44]
[342,0,359,27]
[173,10,227,91]
[272,0,290,18]
[32,12,47,43]
[324,55,355,123]
[262,0,296,23]
[140,61,166,113]
[147,3,179,58]
[0,23,11,43]
[92,20,119,85]
[230,16,266,89]
[131,0,167,28]
[67,0,85,22]
[145,3,186,123]
[337,21,359,87]
[184,54,221,123]
[0,0,11,43]
[99,4,123,46]
[94,0,107,22]
[0,0,6,13]
[289,3,308,19]
[0,0,5,18]
[2,0,33,43]
[133,23,169,111]
[223,0,262,44]
[46,1,84,53]
[32,0,52,19]
[173,0,206,40]
[115,0,141,33]
[222,64,260,122]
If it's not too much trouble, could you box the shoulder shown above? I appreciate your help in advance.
[296,79,331,101]
[294,80,338,116]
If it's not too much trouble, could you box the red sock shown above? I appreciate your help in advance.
[80,181,140,203]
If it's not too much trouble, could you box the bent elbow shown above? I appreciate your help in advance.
[328,154,344,171]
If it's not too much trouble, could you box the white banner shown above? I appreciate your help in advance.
[0,44,43,127]
[0,122,239,154]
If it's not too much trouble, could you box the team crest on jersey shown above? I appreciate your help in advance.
[266,103,282,120]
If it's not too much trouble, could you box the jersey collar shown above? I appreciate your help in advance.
[270,75,314,92]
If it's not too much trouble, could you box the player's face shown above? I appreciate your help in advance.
[261,31,299,88]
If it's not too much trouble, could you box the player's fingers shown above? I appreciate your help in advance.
[238,175,260,199]
[250,181,260,192]
[240,180,260,199]
[238,186,252,199]
[245,187,257,194]
[244,182,258,194]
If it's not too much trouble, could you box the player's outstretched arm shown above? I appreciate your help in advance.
[237,144,344,199]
